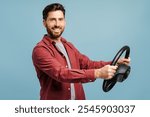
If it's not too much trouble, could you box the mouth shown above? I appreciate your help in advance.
[53,28,61,32]
[52,27,61,30]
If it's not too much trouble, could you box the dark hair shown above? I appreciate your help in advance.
[42,3,65,20]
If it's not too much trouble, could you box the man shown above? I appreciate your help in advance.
[32,3,130,100]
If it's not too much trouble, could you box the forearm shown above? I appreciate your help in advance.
[52,67,96,83]
[79,53,111,69]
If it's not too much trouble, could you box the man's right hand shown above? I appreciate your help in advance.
[94,65,118,79]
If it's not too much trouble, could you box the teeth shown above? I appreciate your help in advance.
[53,29,60,31]
[54,29,60,32]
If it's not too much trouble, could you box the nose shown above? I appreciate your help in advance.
[55,19,60,27]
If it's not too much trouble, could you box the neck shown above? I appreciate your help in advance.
[53,37,61,43]
[48,34,61,43]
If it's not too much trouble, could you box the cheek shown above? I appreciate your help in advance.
[46,23,54,29]
[46,21,55,27]
[61,22,66,28]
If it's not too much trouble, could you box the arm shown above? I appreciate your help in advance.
[79,53,111,69]
[67,42,111,69]
[32,46,95,83]
[67,42,130,80]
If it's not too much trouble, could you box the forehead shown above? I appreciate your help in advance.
[47,10,64,18]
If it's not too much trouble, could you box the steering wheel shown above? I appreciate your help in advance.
[102,45,131,92]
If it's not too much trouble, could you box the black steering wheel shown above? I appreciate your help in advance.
[102,45,131,92]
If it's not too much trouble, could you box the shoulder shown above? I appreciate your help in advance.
[32,37,54,57]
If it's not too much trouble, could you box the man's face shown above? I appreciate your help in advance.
[43,10,66,39]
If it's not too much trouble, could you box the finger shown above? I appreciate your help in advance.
[123,58,130,64]
[123,58,131,62]
[110,66,118,70]
[108,69,115,74]
[108,68,116,73]
[107,72,115,79]
[111,69,116,74]
[107,75,113,79]
[107,76,113,79]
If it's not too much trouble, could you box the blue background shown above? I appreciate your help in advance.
[0,0,150,100]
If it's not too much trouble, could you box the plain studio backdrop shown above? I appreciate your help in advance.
[0,0,150,100]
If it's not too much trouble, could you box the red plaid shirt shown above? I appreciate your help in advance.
[32,35,111,100]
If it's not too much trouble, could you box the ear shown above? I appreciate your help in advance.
[43,20,46,27]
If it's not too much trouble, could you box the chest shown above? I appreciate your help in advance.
[49,44,80,69]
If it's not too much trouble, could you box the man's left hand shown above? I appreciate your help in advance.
[117,57,131,66]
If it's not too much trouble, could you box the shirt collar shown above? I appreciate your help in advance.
[42,34,67,46]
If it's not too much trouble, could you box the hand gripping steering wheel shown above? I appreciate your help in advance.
[102,45,131,92]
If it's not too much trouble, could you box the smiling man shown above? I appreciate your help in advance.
[32,3,130,100]
[43,9,65,41]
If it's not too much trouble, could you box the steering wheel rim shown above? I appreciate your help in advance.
[102,45,130,92]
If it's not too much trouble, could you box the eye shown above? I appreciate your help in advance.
[59,18,64,21]
[49,18,55,21]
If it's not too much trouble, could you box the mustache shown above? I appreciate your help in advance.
[52,26,61,29]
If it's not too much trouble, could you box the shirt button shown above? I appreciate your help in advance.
[66,65,68,68]
[68,88,70,90]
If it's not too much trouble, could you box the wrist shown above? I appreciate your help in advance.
[94,69,101,78]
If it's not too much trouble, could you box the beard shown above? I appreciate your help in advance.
[46,25,65,39]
